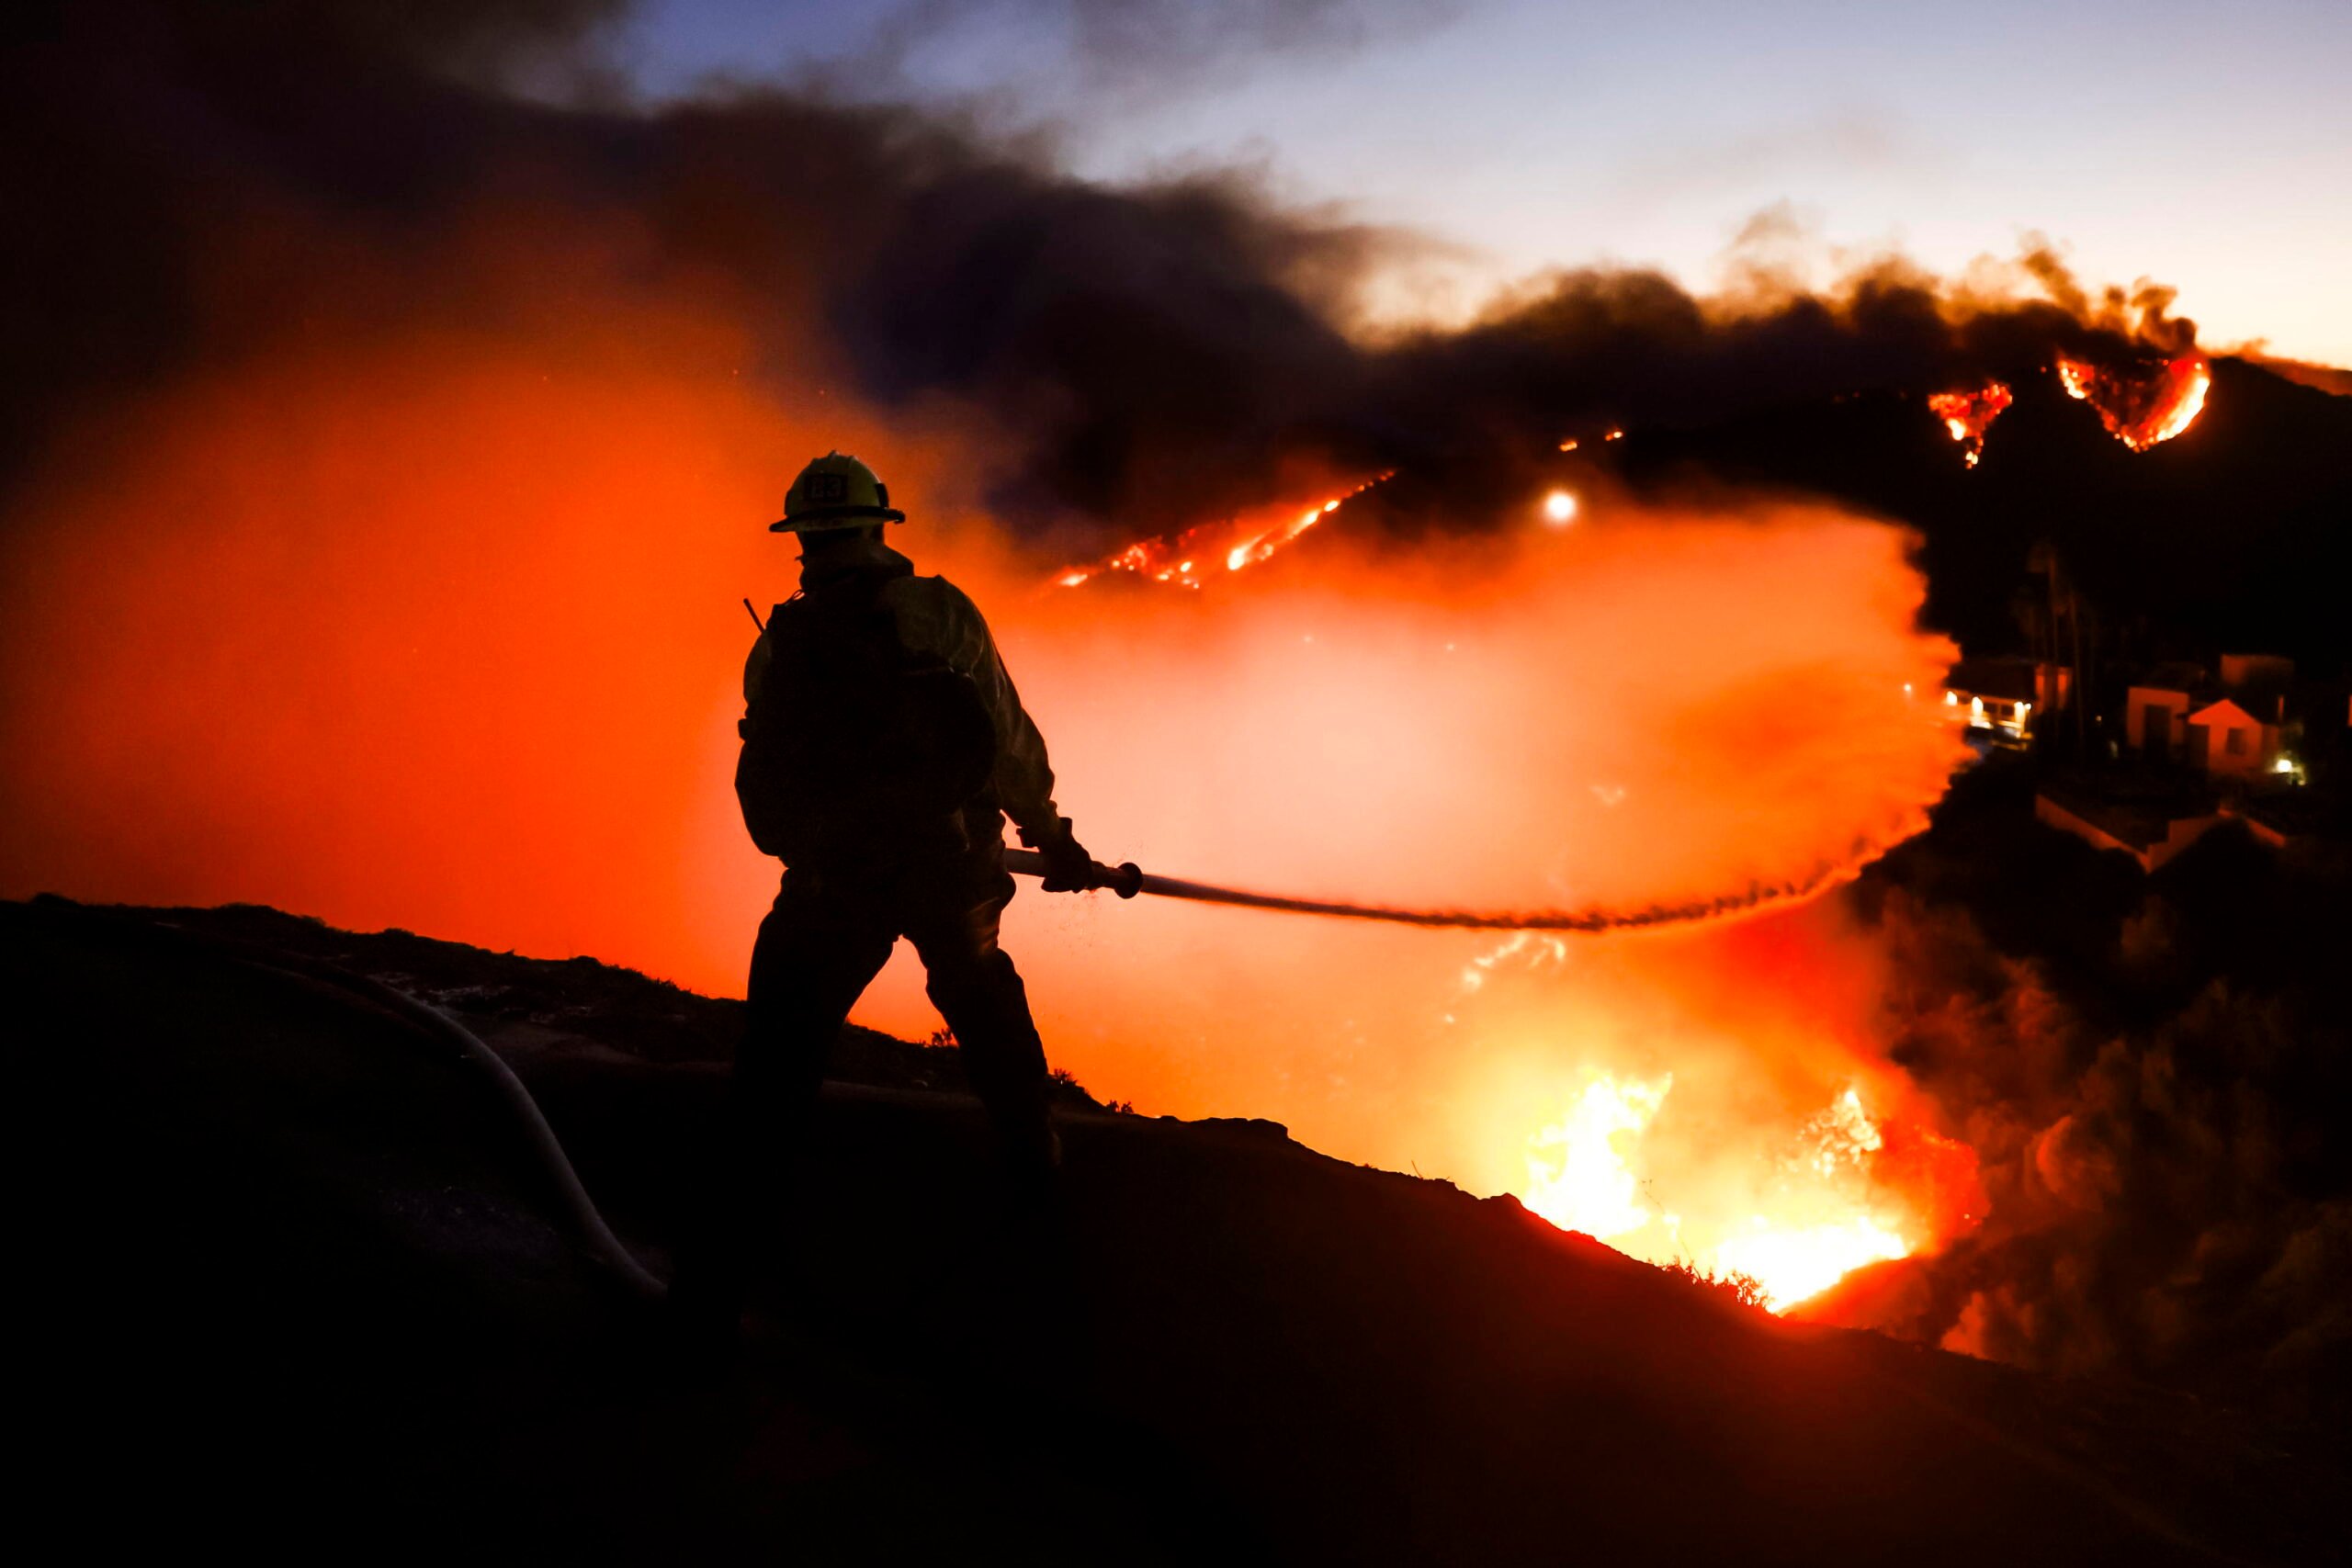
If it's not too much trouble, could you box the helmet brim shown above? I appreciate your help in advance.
[770,505,907,533]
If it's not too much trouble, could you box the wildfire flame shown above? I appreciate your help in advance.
[1713,1217,1909,1311]
[1516,1077,1940,1314]
[2054,353,2211,451]
[1521,1074,1674,1238]
[1053,474,1391,590]
[1925,380,2013,468]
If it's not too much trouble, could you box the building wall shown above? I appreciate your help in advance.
[2126,687,2191,758]
[2188,703,2278,778]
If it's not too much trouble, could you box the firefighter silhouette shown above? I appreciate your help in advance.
[670,453,1099,1343]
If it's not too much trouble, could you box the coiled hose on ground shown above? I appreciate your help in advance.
[42,899,666,1301]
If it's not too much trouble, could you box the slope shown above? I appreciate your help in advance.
[15,896,2344,1563]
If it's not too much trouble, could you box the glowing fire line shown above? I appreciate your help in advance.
[1052,473,1392,591]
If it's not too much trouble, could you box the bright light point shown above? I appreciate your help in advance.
[1558,438,1578,452]
[1543,489,1577,525]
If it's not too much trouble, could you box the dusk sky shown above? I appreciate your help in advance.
[615,0,2352,366]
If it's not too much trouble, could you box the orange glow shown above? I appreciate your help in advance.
[1925,380,2013,468]
[2053,353,2211,450]
[0,233,1984,1294]
[0,306,827,994]
[1542,489,1578,525]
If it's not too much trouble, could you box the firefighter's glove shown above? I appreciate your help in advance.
[1036,824,1099,894]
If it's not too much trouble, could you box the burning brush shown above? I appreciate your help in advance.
[2055,351,2211,450]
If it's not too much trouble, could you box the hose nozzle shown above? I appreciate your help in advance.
[1001,847,1140,897]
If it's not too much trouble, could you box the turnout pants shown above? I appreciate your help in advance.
[673,838,1054,1319]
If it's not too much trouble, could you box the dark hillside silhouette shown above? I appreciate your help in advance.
[17,896,2345,1563]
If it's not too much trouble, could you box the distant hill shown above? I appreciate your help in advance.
[17,895,2346,1562]
[1318,356,2348,671]
[1611,356,2351,668]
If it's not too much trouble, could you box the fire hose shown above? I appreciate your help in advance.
[1001,848,1863,933]
[43,899,668,1301]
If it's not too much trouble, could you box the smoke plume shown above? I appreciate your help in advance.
[6,1,2200,536]
[1815,794,2352,1422]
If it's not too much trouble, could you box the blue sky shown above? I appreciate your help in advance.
[615,0,2352,365]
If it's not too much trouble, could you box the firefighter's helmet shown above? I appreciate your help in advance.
[771,452,907,533]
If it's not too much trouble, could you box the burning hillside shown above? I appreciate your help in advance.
[7,0,2351,1394]
[1926,350,2209,469]
[2055,351,2212,451]
[1927,379,2013,467]
[1052,475,1391,590]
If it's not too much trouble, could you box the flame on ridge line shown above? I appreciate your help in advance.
[2055,352,2211,451]
[1926,380,2013,468]
[1928,355,2209,466]
[1053,473,1394,591]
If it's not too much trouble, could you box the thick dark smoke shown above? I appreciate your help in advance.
[5,0,1401,542]
[6,0,2198,545]
[1382,249,2199,461]
[1826,769,2352,1424]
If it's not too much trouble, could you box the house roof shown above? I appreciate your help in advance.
[2189,697,2265,728]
